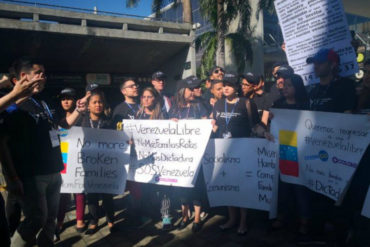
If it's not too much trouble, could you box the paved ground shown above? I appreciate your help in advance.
[54,195,330,247]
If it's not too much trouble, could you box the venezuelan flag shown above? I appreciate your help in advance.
[60,142,69,174]
[279,130,299,177]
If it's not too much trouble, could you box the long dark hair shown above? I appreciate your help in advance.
[289,74,309,106]
[137,87,164,119]
[87,90,111,118]
[173,88,194,109]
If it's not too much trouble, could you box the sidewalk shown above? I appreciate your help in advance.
[55,195,328,247]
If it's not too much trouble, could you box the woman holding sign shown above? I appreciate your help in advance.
[270,74,311,235]
[136,87,173,230]
[169,76,209,233]
[212,73,265,235]
[75,89,117,235]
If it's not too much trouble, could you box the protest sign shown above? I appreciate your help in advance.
[59,127,131,194]
[274,0,358,85]
[362,186,370,219]
[202,138,279,217]
[123,119,213,187]
[270,109,370,201]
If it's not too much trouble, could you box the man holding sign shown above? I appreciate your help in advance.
[308,49,357,113]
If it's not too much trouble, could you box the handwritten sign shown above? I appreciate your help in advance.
[202,138,279,218]
[123,120,213,187]
[274,0,358,85]
[362,186,370,219]
[59,127,130,194]
[270,109,370,201]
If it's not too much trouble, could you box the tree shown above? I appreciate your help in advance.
[126,0,193,24]
[197,0,274,78]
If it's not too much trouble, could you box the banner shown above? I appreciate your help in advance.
[202,138,279,218]
[59,127,131,194]
[123,119,213,187]
[362,186,370,219]
[274,0,358,85]
[270,109,370,201]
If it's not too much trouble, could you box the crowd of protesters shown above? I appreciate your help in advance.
[0,48,369,247]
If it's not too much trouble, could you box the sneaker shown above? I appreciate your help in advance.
[162,217,172,231]
[200,212,209,221]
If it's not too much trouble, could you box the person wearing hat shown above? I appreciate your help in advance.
[151,71,172,113]
[55,87,89,239]
[307,48,357,113]
[168,75,209,233]
[58,88,76,116]
[275,64,294,90]
[212,73,266,235]
[240,73,272,126]
[209,66,225,81]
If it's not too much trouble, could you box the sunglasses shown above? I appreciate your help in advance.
[213,69,224,74]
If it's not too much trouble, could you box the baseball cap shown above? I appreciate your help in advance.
[85,83,99,92]
[276,65,294,78]
[241,72,259,85]
[306,48,340,64]
[222,73,239,87]
[58,88,76,98]
[176,76,202,91]
[152,71,167,80]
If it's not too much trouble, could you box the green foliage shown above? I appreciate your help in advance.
[197,0,274,75]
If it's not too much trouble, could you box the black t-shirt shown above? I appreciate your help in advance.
[309,77,357,113]
[112,101,139,124]
[76,114,113,130]
[1,93,64,178]
[195,96,212,116]
[272,98,309,110]
[168,103,208,119]
[136,109,168,120]
[213,97,260,138]
[268,85,282,105]
[252,92,274,120]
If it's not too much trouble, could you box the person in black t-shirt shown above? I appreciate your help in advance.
[169,76,208,233]
[213,74,266,235]
[240,73,272,126]
[151,71,172,113]
[193,84,212,116]
[209,79,224,107]
[112,78,140,128]
[204,66,225,105]
[306,49,358,244]
[307,48,357,113]
[270,74,311,235]
[0,57,86,247]
[272,74,309,110]
[136,87,167,120]
[75,90,116,235]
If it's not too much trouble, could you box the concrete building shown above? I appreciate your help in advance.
[0,1,196,104]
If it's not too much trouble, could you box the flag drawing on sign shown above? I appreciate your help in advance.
[59,128,69,174]
[279,130,299,177]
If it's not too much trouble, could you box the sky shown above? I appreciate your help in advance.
[4,0,154,17]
